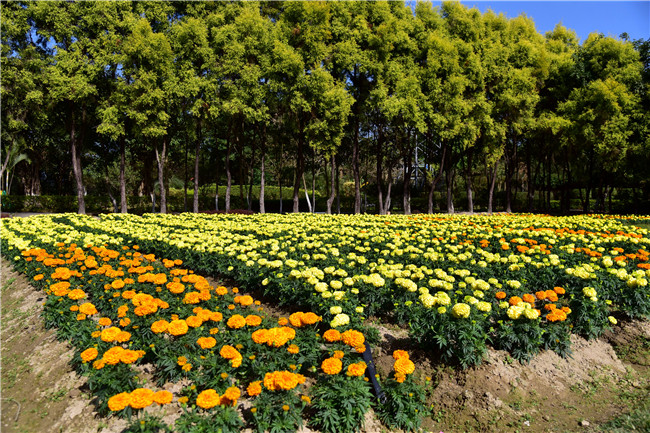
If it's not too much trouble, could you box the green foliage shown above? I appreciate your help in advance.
[374,376,429,432]
[175,406,243,433]
[309,375,373,433]
[123,413,172,433]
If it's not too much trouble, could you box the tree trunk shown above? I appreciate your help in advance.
[384,172,392,214]
[259,126,266,214]
[487,160,499,214]
[336,158,341,214]
[311,156,316,213]
[302,173,312,213]
[353,119,361,214]
[120,135,127,213]
[326,154,336,214]
[428,143,446,214]
[184,125,189,212]
[403,149,412,215]
[446,166,455,214]
[193,121,201,213]
[376,127,385,215]
[526,147,534,213]
[465,152,474,214]
[225,135,232,213]
[70,104,86,214]
[292,116,304,213]
[247,136,256,211]
[155,136,168,214]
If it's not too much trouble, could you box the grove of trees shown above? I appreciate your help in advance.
[2,1,649,215]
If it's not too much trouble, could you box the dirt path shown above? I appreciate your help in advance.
[1,256,649,433]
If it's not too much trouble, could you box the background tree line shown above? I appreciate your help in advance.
[2,1,649,215]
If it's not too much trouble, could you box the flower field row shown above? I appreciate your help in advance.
[3,213,650,368]
[0,230,428,432]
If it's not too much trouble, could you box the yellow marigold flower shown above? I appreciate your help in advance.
[451,303,471,319]
[178,396,189,404]
[346,361,367,377]
[282,404,290,411]
[129,388,154,410]
[80,348,98,362]
[168,320,189,336]
[196,389,220,409]
[321,357,343,375]
[227,314,246,329]
[177,356,188,366]
[107,392,130,411]
[394,357,415,375]
[231,355,242,368]
[151,320,169,334]
[91,331,101,338]
[76,313,87,321]
[197,337,217,349]
[287,344,299,354]
[117,305,129,318]
[182,363,192,371]
[301,395,311,405]
[323,329,341,342]
[152,390,173,405]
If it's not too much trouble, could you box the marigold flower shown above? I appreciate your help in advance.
[321,357,343,375]
[186,315,203,328]
[247,381,262,397]
[394,357,415,375]
[120,350,142,364]
[341,330,365,348]
[152,390,173,405]
[182,363,192,371]
[107,392,130,411]
[67,289,86,300]
[263,371,306,391]
[197,337,217,349]
[111,279,125,290]
[80,348,98,362]
[495,291,507,300]
[93,359,106,370]
[278,317,289,326]
[122,290,136,299]
[227,314,246,329]
[177,356,188,366]
[166,281,185,294]
[76,313,87,321]
[103,346,125,365]
[245,315,262,327]
[323,329,341,342]
[33,274,44,281]
[115,331,131,343]
[392,350,409,360]
[151,320,169,334]
[553,286,566,295]
[347,361,367,377]
[168,320,189,336]
[287,344,300,354]
[509,296,523,306]
[535,291,547,300]
[215,286,228,296]
[522,294,536,305]
[98,317,112,327]
[100,326,122,342]
[220,345,240,360]
[451,303,471,319]
[196,389,220,409]
[222,386,241,406]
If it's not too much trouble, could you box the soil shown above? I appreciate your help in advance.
[1,257,649,433]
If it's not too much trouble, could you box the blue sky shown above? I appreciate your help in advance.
[429,1,649,42]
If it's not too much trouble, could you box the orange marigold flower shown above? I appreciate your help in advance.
[221,386,241,406]
[278,317,289,326]
[120,350,142,364]
[215,286,228,296]
[321,357,343,375]
[33,274,44,281]
[245,315,262,327]
[111,279,126,290]
[182,363,192,371]
[227,314,246,329]
[247,381,262,397]
[98,317,112,327]
[561,306,572,314]
[394,357,415,375]
[347,361,367,377]
[535,291,547,301]
[81,348,98,362]
[341,330,365,348]
[76,313,86,321]
[168,319,189,336]
[177,356,188,366]
[289,312,304,327]
[152,390,173,405]
[67,289,86,300]
[333,350,344,359]
[151,320,169,334]
[323,329,342,342]
[100,326,122,342]
[107,392,131,411]
[196,390,220,409]
[220,345,240,360]
[252,329,269,344]
[115,331,131,343]
[166,281,185,294]
[509,296,523,306]
[395,372,407,383]
[210,327,219,335]
[495,291,507,300]
[93,359,106,370]
[186,315,203,328]
[103,346,125,365]
[237,295,254,306]
[302,312,321,325]
[183,292,201,304]
[392,350,409,360]
[522,294,536,305]
[263,371,306,391]
[287,344,299,354]
[197,337,217,349]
